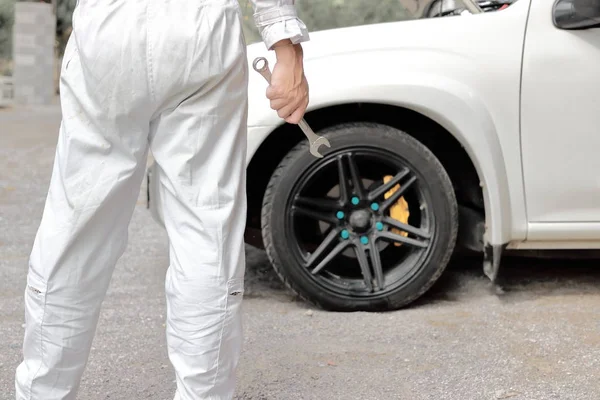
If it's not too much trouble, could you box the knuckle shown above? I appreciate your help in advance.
[272,87,284,97]
[267,86,281,98]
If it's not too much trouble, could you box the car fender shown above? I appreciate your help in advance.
[246,54,512,246]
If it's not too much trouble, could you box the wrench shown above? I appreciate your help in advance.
[252,57,331,158]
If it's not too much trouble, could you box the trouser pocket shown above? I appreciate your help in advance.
[226,278,244,311]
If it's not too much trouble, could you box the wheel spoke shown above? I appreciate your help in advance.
[382,217,431,239]
[293,205,338,224]
[354,245,374,292]
[295,196,340,211]
[377,230,429,248]
[337,156,351,205]
[311,240,352,275]
[367,169,410,202]
[380,175,417,212]
[347,153,365,199]
[368,242,385,291]
[305,228,341,268]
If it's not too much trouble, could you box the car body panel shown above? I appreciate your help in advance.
[521,0,600,223]
[244,0,532,245]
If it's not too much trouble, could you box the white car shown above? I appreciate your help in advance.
[147,0,600,312]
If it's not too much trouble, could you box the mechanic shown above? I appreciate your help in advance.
[14,0,309,399]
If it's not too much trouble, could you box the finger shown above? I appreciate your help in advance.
[277,92,304,114]
[266,84,283,100]
[277,103,296,119]
[285,96,309,124]
[284,105,306,125]
[269,98,287,111]
[277,102,298,119]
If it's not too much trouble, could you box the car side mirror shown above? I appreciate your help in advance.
[553,0,600,29]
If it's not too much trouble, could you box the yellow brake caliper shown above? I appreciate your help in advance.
[382,175,410,246]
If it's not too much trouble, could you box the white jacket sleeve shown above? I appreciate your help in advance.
[250,0,310,50]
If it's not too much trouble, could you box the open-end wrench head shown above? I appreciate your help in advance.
[310,148,324,158]
[309,137,331,158]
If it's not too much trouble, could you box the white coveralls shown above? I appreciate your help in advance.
[14,0,308,399]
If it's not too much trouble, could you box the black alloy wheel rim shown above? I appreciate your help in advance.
[285,146,437,298]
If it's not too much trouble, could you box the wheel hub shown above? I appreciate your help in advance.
[348,209,372,233]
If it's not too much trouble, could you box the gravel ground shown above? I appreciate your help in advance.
[1,104,600,400]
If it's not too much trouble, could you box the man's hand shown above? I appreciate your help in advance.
[266,40,309,124]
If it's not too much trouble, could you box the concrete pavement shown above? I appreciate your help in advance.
[1,104,600,400]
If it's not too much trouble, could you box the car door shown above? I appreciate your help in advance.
[520,0,600,231]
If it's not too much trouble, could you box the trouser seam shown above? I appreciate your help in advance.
[210,285,231,390]
[145,2,156,105]
[26,286,49,400]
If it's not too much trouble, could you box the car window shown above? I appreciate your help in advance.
[425,0,473,17]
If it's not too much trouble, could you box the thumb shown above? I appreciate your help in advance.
[267,83,285,100]
[284,103,306,125]
[266,84,278,100]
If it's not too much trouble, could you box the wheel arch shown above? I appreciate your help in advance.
[245,100,510,249]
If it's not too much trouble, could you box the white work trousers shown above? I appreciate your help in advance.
[15,0,248,399]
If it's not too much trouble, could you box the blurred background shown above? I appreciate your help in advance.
[0,0,415,99]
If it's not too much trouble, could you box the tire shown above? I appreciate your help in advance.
[261,123,458,312]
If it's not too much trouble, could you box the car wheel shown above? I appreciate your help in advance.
[261,122,458,312]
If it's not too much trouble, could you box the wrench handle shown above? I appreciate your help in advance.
[297,119,319,143]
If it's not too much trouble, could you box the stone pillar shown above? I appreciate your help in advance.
[12,2,56,105]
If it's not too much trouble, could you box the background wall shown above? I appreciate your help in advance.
[12,1,55,105]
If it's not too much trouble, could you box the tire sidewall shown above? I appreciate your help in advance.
[262,123,458,311]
